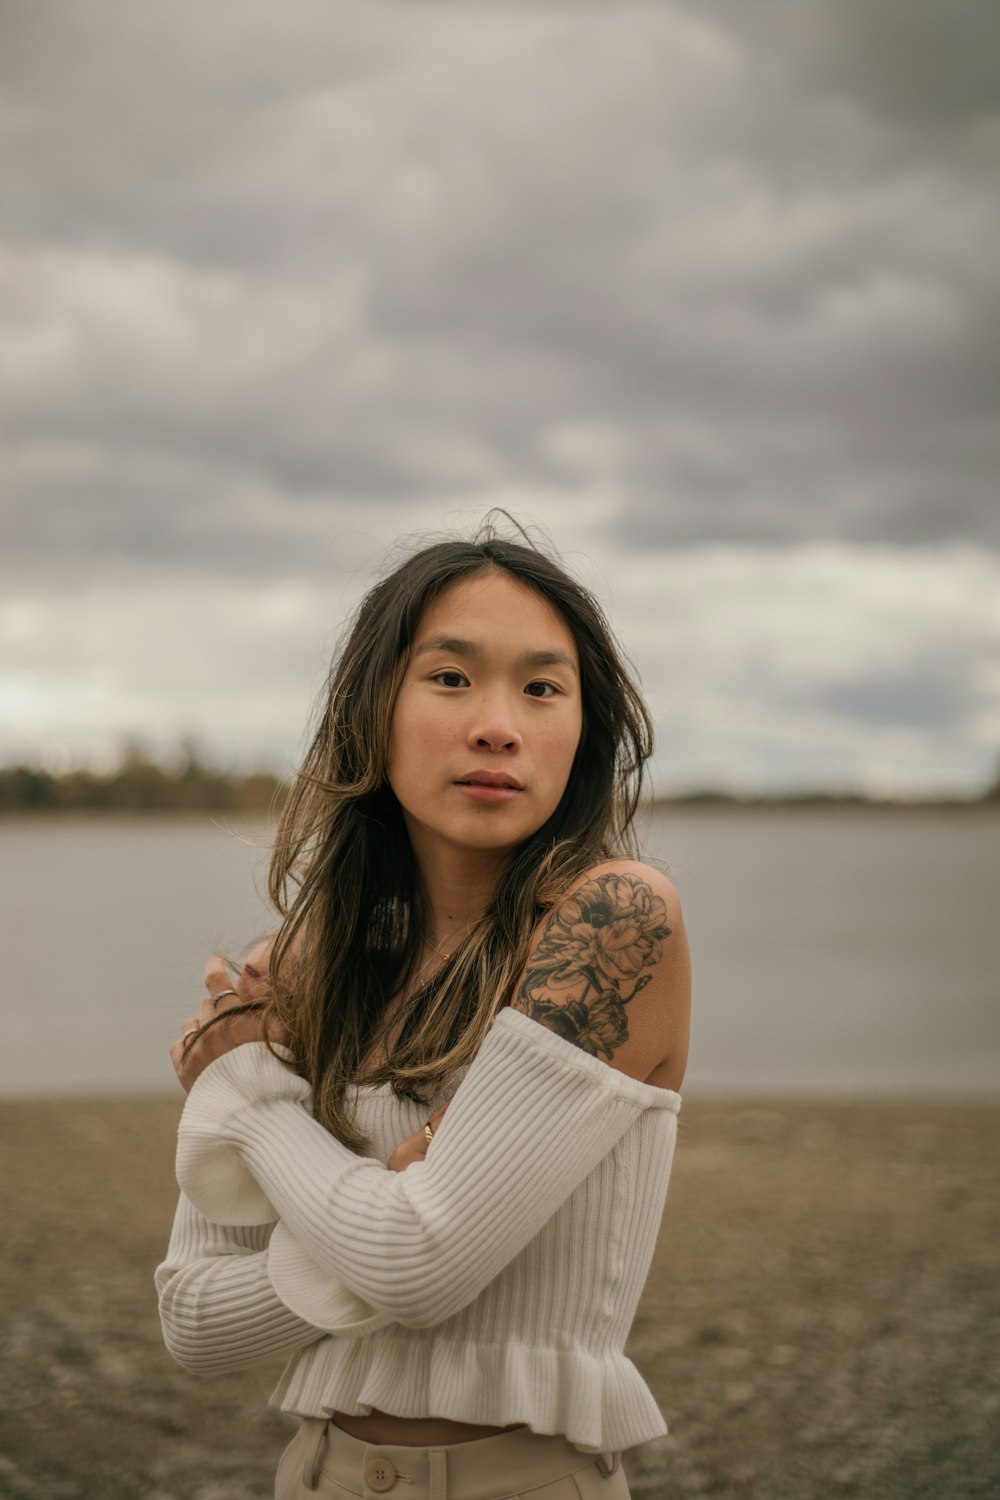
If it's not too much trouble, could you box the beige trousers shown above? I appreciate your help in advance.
[275,1417,631,1500]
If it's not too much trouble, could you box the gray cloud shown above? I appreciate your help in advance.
[822,672,975,731]
[680,0,1000,134]
[1,0,998,590]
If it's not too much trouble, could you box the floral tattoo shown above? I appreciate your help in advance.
[513,872,672,1060]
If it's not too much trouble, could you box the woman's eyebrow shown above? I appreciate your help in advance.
[413,635,479,659]
[412,635,577,674]
[522,649,577,674]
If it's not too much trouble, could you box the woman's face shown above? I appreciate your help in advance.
[387,570,583,864]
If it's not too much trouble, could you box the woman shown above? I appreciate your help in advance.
[157,525,691,1500]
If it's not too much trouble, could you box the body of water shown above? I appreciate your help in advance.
[2,808,997,1096]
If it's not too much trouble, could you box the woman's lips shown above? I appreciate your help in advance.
[453,781,522,804]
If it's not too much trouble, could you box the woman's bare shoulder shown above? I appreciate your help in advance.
[511,858,691,1089]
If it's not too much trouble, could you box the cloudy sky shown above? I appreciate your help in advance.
[3,0,998,796]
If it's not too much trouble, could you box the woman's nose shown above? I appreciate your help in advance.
[467,697,522,753]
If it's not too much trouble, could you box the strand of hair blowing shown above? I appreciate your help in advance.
[260,530,654,1156]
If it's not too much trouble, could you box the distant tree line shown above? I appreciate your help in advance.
[0,745,286,814]
[0,745,997,814]
[658,755,1000,808]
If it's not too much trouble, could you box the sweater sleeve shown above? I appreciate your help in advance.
[154,1191,329,1373]
[175,1006,681,1331]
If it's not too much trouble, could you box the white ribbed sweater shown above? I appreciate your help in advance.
[157,1005,681,1453]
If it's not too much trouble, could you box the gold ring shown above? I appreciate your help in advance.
[424,1123,434,1144]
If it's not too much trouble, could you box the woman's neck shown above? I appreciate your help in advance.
[407,830,510,948]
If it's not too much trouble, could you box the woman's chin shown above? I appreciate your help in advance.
[406,812,536,861]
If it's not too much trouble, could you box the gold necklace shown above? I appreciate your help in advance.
[412,920,475,990]
[412,933,456,990]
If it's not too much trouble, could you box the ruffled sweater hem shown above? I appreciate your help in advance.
[269,1334,668,1455]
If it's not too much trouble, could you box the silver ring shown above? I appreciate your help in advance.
[211,988,239,1009]
[182,1026,200,1041]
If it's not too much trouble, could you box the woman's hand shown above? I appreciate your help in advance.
[172,940,450,1170]
[387,1100,452,1172]
[171,944,285,1094]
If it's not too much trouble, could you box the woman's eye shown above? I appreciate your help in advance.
[433,671,469,688]
[524,681,557,698]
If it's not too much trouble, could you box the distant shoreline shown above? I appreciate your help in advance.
[650,793,1000,812]
[1,794,997,818]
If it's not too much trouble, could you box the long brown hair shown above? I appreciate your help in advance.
[265,518,654,1152]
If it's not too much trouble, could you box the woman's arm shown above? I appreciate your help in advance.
[174,863,688,1332]
[155,1193,327,1374]
[156,1113,448,1365]
[512,862,691,1092]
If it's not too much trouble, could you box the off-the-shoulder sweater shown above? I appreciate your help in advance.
[156,1005,681,1454]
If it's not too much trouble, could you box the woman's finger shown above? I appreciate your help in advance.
[387,1125,433,1172]
[203,955,231,996]
[171,1018,203,1082]
[196,988,245,1027]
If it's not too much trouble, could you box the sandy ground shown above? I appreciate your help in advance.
[1,1093,997,1500]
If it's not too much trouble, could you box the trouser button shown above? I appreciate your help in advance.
[363,1456,397,1491]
